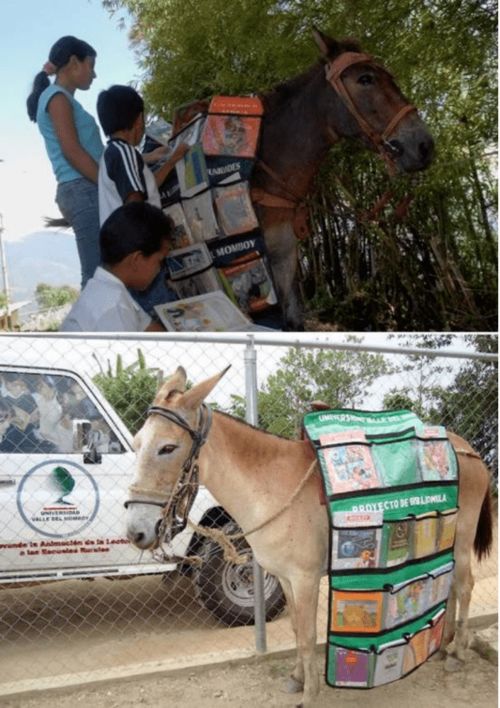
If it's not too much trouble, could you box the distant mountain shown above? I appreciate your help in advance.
[5,230,81,305]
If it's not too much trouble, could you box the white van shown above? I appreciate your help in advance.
[0,364,284,626]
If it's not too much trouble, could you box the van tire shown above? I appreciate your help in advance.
[192,523,286,626]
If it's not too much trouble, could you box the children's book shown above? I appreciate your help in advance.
[385,575,429,629]
[428,562,454,606]
[319,430,380,495]
[182,191,221,242]
[154,291,252,332]
[331,590,384,633]
[214,182,259,235]
[208,233,277,315]
[202,114,261,158]
[162,203,194,249]
[169,113,206,151]
[176,143,209,198]
[384,520,411,567]
[417,427,456,481]
[331,510,383,571]
[206,155,255,187]
[208,96,264,116]
[333,647,371,687]
[166,243,222,299]
[427,609,446,655]
[437,509,458,552]
[402,628,430,673]
[412,513,439,559]
[372,640,406,686]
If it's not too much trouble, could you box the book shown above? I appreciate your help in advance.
[372,640,406,686]
[319,430,380,495]
[385,575,429,629]
[384,520,411,567]
[402,628,429,673]
[332,647,371,687]
[331,510,383,570]
[206,155,255,187]
[162,204,194,249]
[214,182,259,235]
[208,95,264,116]
[166,243,222,299]
[182,191,221,242]
[417,427,456,481]
[202,114,261,157]
[176,143,210,198]
[429,562,454,605]
[331,590,384,633]
[209,233,277,315]
[437,509,458,552]
[413,513,439,559]
[169,113,206,150]
[154,291,252,332]
[428,609,446,654]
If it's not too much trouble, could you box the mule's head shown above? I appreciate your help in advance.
[125,366,226,551]
[314,29,434,173]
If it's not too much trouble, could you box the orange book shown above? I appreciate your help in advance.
[209,95,264,116]
[331,590,384,633]
[402,628,430,673]
[202,114,261,158]
[437,509,458,551]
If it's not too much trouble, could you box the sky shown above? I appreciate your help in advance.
[0,0,140,244]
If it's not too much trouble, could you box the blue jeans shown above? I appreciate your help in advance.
[130,264,178,318]
[56,178,101,288]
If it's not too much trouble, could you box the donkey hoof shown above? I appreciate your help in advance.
[285,676,304,694]
[444,655,465,672]
[429,649,447,662]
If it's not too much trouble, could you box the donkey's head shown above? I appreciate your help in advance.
[314,29,434,173]
[125,366,226,551]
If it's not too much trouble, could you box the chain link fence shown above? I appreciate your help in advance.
[0,333,496,695]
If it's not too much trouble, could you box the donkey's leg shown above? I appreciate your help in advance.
[445,552,474,671]
[263,223,304,330]
[435,580,456,660]
[279,576,305,694]
[290,572,321,707]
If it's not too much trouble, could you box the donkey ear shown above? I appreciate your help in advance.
[180,366,231,411]
[312,28,340,58]
[154,366,187,404]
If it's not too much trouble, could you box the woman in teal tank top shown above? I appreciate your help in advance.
[27,36,104,287]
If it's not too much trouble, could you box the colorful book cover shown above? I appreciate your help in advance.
[413,513,439,558]
[162,203,194,249]
[209,95,264,116]
[372,640,406,686]
[402,628,430,673]
[437,510,458,552]
[206,155,255,187]
[166,243,222,299]
[202,114,261,157]
[333,647,371,687]
[169,113,206,150]
[154,291,252,332]
[428,609,446,654]
[176,143,209,198]
[384,520,411,567]
[182,191,221,242]
[417,427,456,481]
[214,182,259,235]
[429,563,454,605]
[332,590,384,633]
[385,576,429,629]
[331,511,383,570]
[319,430,381,494]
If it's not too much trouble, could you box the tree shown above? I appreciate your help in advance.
[93,350,163,434]
[230,342,392,437]
[35,283,78,309]
[103,0,497,330]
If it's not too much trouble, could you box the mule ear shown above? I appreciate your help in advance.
[180,365,231,411]
[154,366,188,404]
[313,28,340,58]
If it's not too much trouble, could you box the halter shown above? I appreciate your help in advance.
[325,51,417,173]
[125,403,213,549]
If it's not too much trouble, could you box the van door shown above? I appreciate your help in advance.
[0,366,150,578]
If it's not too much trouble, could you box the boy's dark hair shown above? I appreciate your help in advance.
[27,36,96,122]
[100,202,173,265]
[97,85,144,136]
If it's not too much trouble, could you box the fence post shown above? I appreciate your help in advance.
[244,335,267,654]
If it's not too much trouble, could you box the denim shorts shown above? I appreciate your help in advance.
[56,178,101,288]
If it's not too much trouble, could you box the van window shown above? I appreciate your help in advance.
[0,372,124,454]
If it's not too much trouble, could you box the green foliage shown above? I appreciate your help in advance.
[93,350,161,434]
[104,0,497,329]
[229,342,392,437]
[36,283,78,309]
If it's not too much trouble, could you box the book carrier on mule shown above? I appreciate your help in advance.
[302,408,459,688]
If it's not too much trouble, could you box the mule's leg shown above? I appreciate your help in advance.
[445,549,474,671]
[263,223,304,330]
[278,576,305,694]
[289,572,321,707]
[437,580,456,659]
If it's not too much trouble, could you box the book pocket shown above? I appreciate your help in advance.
[331,589,385,633]
[331,510,384,571]
[416,428,458,481]
[384,574,431,629]
[428,561,455,605]
[319,430,381,495]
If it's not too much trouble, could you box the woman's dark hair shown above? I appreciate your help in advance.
[97,85,144,136]
[27,36,96,122]
[100,202,173,265]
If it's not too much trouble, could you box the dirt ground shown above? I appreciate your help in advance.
[3,644,497,708]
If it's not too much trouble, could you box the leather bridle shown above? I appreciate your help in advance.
[125,403,213,548]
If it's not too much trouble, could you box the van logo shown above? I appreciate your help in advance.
[17,460,99,538]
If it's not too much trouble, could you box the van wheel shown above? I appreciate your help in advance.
[192,523,286,626]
